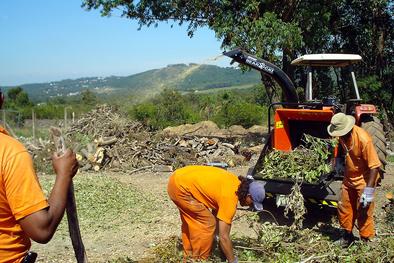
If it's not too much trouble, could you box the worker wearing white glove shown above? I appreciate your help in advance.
[360,187,375,208]
[327,113,382,247]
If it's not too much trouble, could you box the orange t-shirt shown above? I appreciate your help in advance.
[0,128,49,262]
[172,165,240,225]
[340,126,381,189]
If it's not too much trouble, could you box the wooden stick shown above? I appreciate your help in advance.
[65,184,87,263]
[50,127,87,263]
[378,232,394,236]
[298,254,329,263]
[234,245,265,251]
[130,165,152,174]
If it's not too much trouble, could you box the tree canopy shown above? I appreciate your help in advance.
[82,0,394,121]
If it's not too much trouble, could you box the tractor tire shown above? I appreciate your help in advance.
[360,115,387,178]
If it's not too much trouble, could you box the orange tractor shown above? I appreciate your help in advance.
[224,49,387,207]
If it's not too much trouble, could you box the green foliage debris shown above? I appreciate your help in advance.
[232,218,394,263]
[284,182,306,229]
[149,216,394,263]
[256,134,338,183]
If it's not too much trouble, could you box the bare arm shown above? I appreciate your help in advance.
[19,149,78,243]
[365,168,379,188]
[218,220,235,262]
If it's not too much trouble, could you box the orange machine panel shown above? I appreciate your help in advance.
[273,108,334,151]
[354,104,377,123]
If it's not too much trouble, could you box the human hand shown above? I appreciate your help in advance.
[52,149,79,180]
[360,187,375,208]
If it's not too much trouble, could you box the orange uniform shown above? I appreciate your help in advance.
[0,127,49,262]
[338,125,381,238]
[167,165,240,260]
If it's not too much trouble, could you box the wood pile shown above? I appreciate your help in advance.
[26,105,265,173]
[175,136,241,163]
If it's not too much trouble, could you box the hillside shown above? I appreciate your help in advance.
[1,64,261,102]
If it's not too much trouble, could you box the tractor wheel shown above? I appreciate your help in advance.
[360,115,387,178]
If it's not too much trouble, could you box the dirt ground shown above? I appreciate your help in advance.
[32,163,394,262]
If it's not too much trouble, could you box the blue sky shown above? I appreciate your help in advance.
[0,0,230,86]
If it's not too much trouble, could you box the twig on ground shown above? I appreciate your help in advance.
[378,232,394,236]
[130,165,153,174]
[233,213,248,221]
[234,245,265,252]
[182,126,202,135]
[260,209,279,225]
[298,254,329,263]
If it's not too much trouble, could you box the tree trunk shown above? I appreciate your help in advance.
[260,72,279,104]
[372,5,386,77]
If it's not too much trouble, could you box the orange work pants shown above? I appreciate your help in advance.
[167,175,216,260]
[337,184,375,238]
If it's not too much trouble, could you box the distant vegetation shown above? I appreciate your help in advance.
[1,64,267,131]
[3,82,269,131]
[3,87,98,125]
[130,86,269,130]
[0,64,261,103]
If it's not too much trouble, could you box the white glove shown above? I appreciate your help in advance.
[360,187,375,208]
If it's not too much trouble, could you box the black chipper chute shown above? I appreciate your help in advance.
[223,48,299,103]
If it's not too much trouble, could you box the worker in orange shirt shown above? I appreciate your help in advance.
[0,89,79,262]
[167,165,265,262]
[327,113,381,247]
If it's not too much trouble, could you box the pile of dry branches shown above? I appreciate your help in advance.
[28,105,259,173]
[65,104,195,171]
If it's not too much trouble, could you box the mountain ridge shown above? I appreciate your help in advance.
[1,64,261,102]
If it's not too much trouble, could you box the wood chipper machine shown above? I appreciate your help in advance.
[223,48,387,208]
